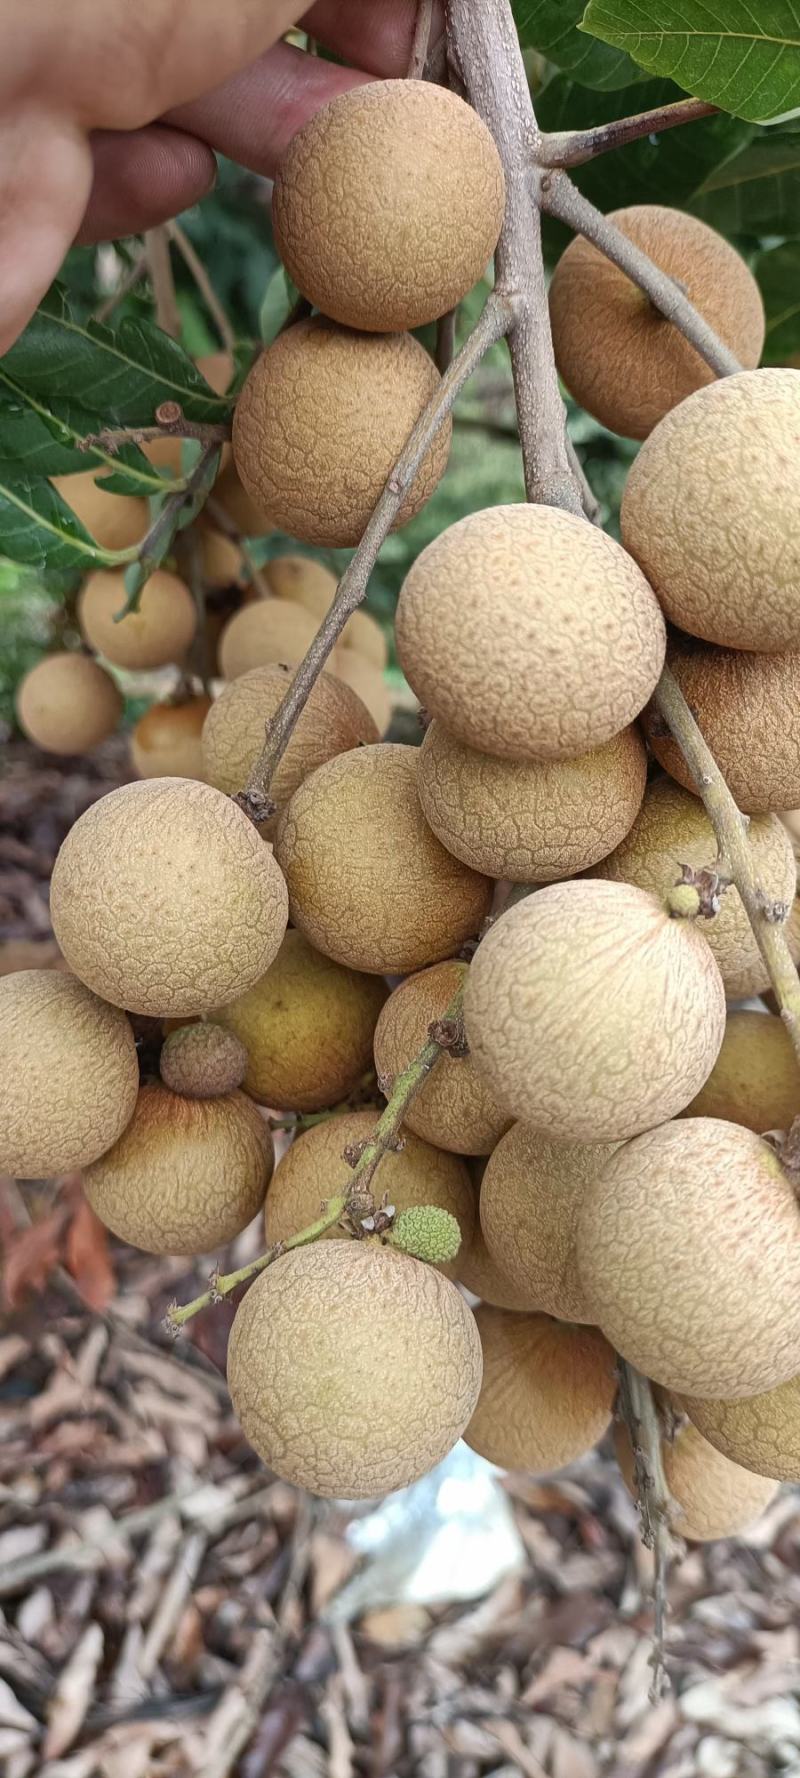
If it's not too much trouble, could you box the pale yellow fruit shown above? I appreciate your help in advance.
[396,504,665,760]
[84,1080,272,1254]
[16,653,121,755]
[272,80,505,334]
[456,1224,541,1312]
[615,1420,778,1542]
[198,527,246,589]
[480,1123,619,1322]
[264,1107,475,1277]
[265,555,388,666]
[643,638,800,813]
[52,470,147,550]
[549,207,764,441]
[373,960,511,1156]
[622,369,800,651]
[594,776,797,999]
[339,610,387,671]
[275,744,492,974]
[576,1117,800,1398]
[465,1310,616,1472]
[201,664,378,836]
[0,970,138,1177]
[682,1010,800,1134]
[142,435,184,477]
[418,719,647,881]
[332,651,392,735]
[227,1239,483,1497]
[129,697,212,781]
[213,929,387,1113]
[218,598,318,680]
[682,1376,800,1483]
[159,1022,247,1098]
[464,880,725,1141]
[232,320,451,548]
[78,568,196,670]
[50,778,288,1018]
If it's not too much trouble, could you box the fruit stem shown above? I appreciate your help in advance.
[166,1194,349,1329]
[538,97,719,169]
[145,226,181,340]
[166,219,236,355]
[617,1360,675,1700]
[117,443,223,617]
[407,0,434,78]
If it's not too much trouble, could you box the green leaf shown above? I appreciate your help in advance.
[580,1,800,124]
[0,369,168,490]
[691,130,800,234]
[755,242,800,360]
[0,475,128,573]
[513,0,645,87]
[259,265,299,344]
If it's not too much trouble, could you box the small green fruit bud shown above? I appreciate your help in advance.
[666,883,702,920]
[389,1205,461,1264]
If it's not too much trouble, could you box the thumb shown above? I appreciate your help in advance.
[0,106,92,357]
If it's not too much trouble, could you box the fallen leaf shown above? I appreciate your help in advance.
[2,1207,68,1309]
[65,1196,116,1311]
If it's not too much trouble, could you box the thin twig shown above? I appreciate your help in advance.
[206,496,272,599]
[167,219,236,354]
[80,415,231,456]
[617,1361,674,1700]
[145,226,180,338]
[408,0,434,77]
[118,442,222,616]
[566,435,601,523]
[93,250,148,323]
[538,97,718,169]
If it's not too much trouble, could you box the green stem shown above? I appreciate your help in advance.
[167,1195,349,1330]
[117,443,222,617]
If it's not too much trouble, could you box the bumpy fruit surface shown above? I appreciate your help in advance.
[0,970,138,1177]
[160,1022,247,1098]
[594,776,797,998]
[615,1420,778,1542]
[682,1010,800,1134]
[396,505,665,760]
[272,80,505,334]
[16,653,121,755]
[456,1224,541,1312]
[263,1108,475,1277]
[464,880,725,1140]
[622,369,800,651]
[50,778,288,1017]
[276,744,492,974]
[480,1123,619,1322]
[52,470,147,549]
[549,207,764,440]
[84,1080,272,1255]
[373,960,511,1156]
[644,637,800,813]
[682,1375,800,1483]
[232,319,451,547]
[465,1309,616,1472]
[217,597,318,681]
[213,929,387,1113]
[78,568,197,670]
[576,1117,800,1399]
[129,697,212,781]
[332,650,392,736]
[227,1240,483,1497]
[418,719,647,881]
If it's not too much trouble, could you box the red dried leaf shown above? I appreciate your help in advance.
[2,1207,67,1309]
[65,1195,116,1311]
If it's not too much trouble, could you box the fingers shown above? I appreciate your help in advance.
[0,107,93,358]
[302,0,446,75]
[76,126,217,245]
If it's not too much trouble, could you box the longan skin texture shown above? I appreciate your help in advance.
[50,778,288,1018]
[682,1375,800,1483]
[218,598,319,681]
[418,720,648,881]
[84,1081,272,1256]
[549,207,764,441]
[465,1310,616,1473]
[464,880,726,1141]
[644,638,800,813]
[682,1010,800,1134]
[395,505,666,760]
[78,568,197,670]
[265,553,388,666]
[232,319,451,548]
[576,1118,800,1399]
[594,776,797,999]
[227,1241,484,1498]
[332,650,392,736]
[129,697,212,781]
[272,79,505,334]
[263,1108,475,1279]
[373,960,511,1156]
[213,930,387,1114]
[0,970,139,1178]
[622,370,800,652]
[275,745,492,975]
[615,1420,778,1541]
[159,1022,247,1098]
[456,1223,541,1312]
[52,470,147,550]
[480,1123,620,1322]
[16,653,122,755]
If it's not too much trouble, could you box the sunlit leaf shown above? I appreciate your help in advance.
[0,475,127,572]
[580,1,800,124]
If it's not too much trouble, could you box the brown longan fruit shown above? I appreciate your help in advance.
[643,637,800,813]
[129,697,212,781]
[332,650,392,735]
[0,970,138,1178]
[78,568,197,670]
[681,1011,800,1134]
[465,1309,616,1473]
[52,470,147,550]
[373,960,511,1156]
[159,1022,247,1098]
[480,1123,620,1322]
[217,598,318,680]
[16,653,122,755]
[682,1375,800,1484]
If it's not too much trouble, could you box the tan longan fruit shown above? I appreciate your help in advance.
[275,744,492,974]
[201,664,378,836]
[480,1123,619,1322]
[464,880,725,1141]
[418,719,647,881]
[332,650,392,735]
[213,458,272,536]
[576,1117,800,1399]
[129,697,212,781]
[198,526,246,589]
[643,638,800,813]
[373,961,511,1156]
[622,370,800,652]
[84,1080,272,1254]
[217,597,318,680]
[593,777,797,999]
[142,435,184,477]
[549,207,764,441]
[16,653,121,755]
[272,80,505,334]
[264,1108,475,1277]
[232,320,451,548]
[395,505,665,760]
[338,610,387,671]
[50,778,288,1018]
[196,350,235,394]
[227,1240,483,1497]
[615,1420,778,1542]
[212,929,387,1113]
[682,1375,800,1483]
[52,470,147,550]
[682,1011,800,1134]
[159,1022,247,1098]
[465,1310,616,1472]
[456,1224,541,1312]
[0,970,138,1177]
[78,568,197,670]
[265,554,388,666]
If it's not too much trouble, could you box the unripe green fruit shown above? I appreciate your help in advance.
[0,970,138,1178]
[160,1023,247,1098]
[389,1206,462,1265]
[465,1309,616,1473]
